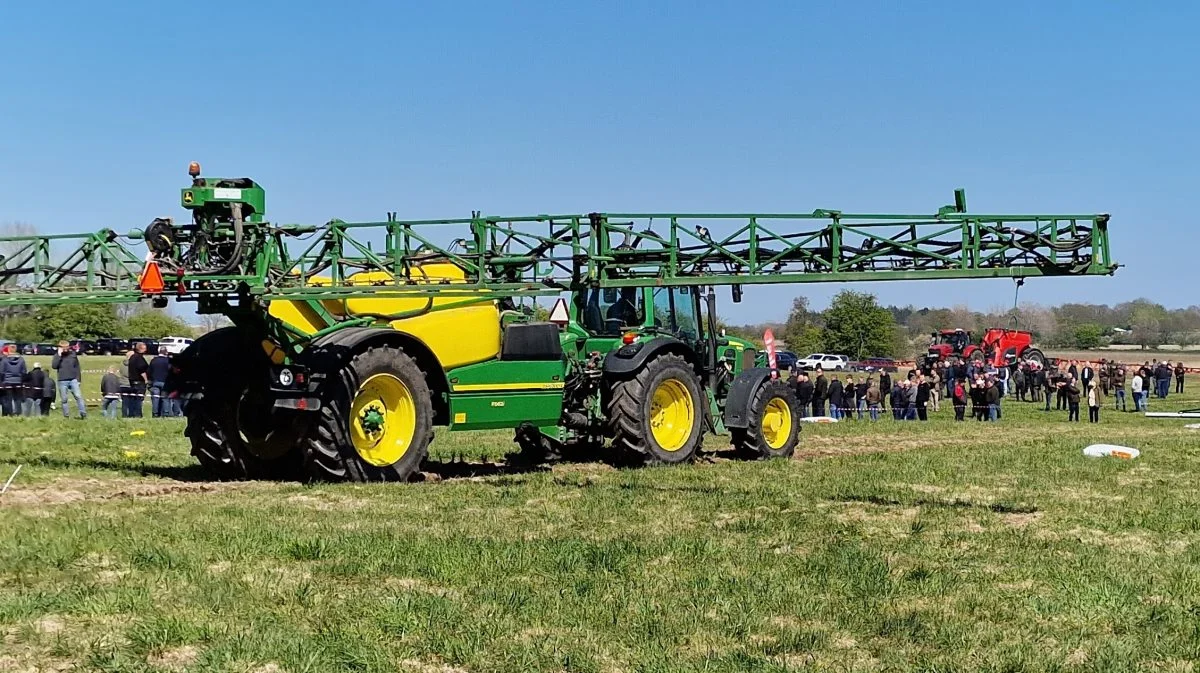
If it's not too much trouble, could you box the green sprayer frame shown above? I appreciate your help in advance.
[0,188,1114,311]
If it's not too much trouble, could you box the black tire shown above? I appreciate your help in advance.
[608,353,705,465]
[1024,348,1046,367]
[731,379,801,460]
[301,344,433,482]
[179,327,302,480]
[969,349,985,364]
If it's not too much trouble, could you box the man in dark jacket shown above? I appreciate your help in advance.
[1063,375,1081,422]
[984,378,1001,421]
[127,342,150,418]
[24,362,45,417]
[1176,363,1186,394]
[51,341,86,419]
[1158,362,1172,399]
[1112,367,1127,411]
[148,346,172,417]
[795,372,813,418]
[1080,362,1095,392]
[878,371,892,414]
[915,375,931,421]
[812,369,828,417]
[827,375,844,420]
[890,380,904,420]
[1,345,26,416]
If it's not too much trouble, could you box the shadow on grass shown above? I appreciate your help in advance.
[28,453,217,482]
[830,492,1038,514]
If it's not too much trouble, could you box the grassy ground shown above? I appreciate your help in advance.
[2,389,1200,672]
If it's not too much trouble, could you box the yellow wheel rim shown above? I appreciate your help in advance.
[649,378,695,452]
[350,373,417,467]
[761,397,793,450]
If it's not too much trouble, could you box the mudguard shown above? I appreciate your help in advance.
[602,336,695,377]
[723,368,775,429]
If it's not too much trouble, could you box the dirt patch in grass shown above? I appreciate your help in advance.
[398,658,469,673]
[147,645,200,671]
[1,477,252,507]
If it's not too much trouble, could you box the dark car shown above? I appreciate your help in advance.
[35,343,57,356]
[69,339,97,355]
[129,338,159,353]
[95,338,129,356]
[774,350,799,372]
[18,342,35,355]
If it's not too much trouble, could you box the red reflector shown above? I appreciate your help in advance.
[297,398,308,410]
[295,373,305,384]
[622,332,636,345]
[139,261,165,294]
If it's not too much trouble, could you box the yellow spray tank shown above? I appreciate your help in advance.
[267,261,501,370]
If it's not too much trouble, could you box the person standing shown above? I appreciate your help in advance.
[916,375,931,421]
[1042,366,1054,411]
[101,366,122,419]
[795,372,813,418]
[856,376,869,420]
[149,346,172,417]
[842,375,856,420]
[878,370,892,415]
[0,345,26,416]
[866,380,881,421]
[1176,362,1186,394]
[827,375,844,420]
[952,380,967,421]
[1099,361,1111,398]
[1014,365,1026,402]
[812,368,828,417]
[890,379,903,420]
[904,378,918,420]
[1064,375,1081,422]
[41,370,55,416]
[1157,362,1171,399]
[1131,371,1144,412]
[971,378,987,421]
[1068,360,1078,382]
[929,368,941,412]
[1087,381,1101,423]
[1080,362,1095,391]
[24,362,45,417]
[1113,367,1127,412]
[127,342,150,418]
[984,378,1001,421]
[52,341,86,419]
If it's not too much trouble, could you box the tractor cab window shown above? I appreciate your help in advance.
[582,287,644,335]
[652,287,701,340]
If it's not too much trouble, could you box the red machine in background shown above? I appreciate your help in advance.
[923,328,1046,368]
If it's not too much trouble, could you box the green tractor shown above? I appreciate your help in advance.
[0,164,1115,481]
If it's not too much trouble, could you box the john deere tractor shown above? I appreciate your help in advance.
[0,165,1115,481]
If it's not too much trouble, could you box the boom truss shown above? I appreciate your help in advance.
[0,189,1114,308]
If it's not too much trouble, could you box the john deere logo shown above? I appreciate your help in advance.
[183,191,194,203]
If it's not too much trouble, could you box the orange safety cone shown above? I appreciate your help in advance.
[139,261,165,294]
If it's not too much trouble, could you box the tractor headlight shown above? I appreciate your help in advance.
[278,368,294,387]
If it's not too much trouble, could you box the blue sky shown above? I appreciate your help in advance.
[1,2,1195,323]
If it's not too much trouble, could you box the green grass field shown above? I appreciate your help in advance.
[2,388,1200,672]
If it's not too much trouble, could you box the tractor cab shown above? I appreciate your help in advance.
[927,328,973,362]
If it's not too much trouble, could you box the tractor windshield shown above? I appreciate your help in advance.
[581,287,644,335]
[652,287,701,340]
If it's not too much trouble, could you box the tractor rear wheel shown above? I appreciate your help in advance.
[608,354,705,465]
[732,379,801,460]
[180,327,302,480]
[1023,348,1046,367]
[301,344,433,482]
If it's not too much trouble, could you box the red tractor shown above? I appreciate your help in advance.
[923,328,1046,368]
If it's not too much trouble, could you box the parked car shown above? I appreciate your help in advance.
[159,336,195,355]
[69,339,97,355]
[34,343,57,356]
[19,342,36,355]
[95,338,129,356]
[129,337,159,353]
[795,353,850,371]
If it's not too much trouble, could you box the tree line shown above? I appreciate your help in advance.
[726,293,1198,359]
[0,304,194,343]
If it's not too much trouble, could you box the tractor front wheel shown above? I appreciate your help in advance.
[732,379,801,460]
[608,354,705,465]
[181,327,301,480]
[301,345,433,482]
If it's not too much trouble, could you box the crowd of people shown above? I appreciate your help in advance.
[0,340,183,419]
[784,356,1187,423]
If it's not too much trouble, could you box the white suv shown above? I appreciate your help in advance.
[795,353,850,371]
[159,336,194,356]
